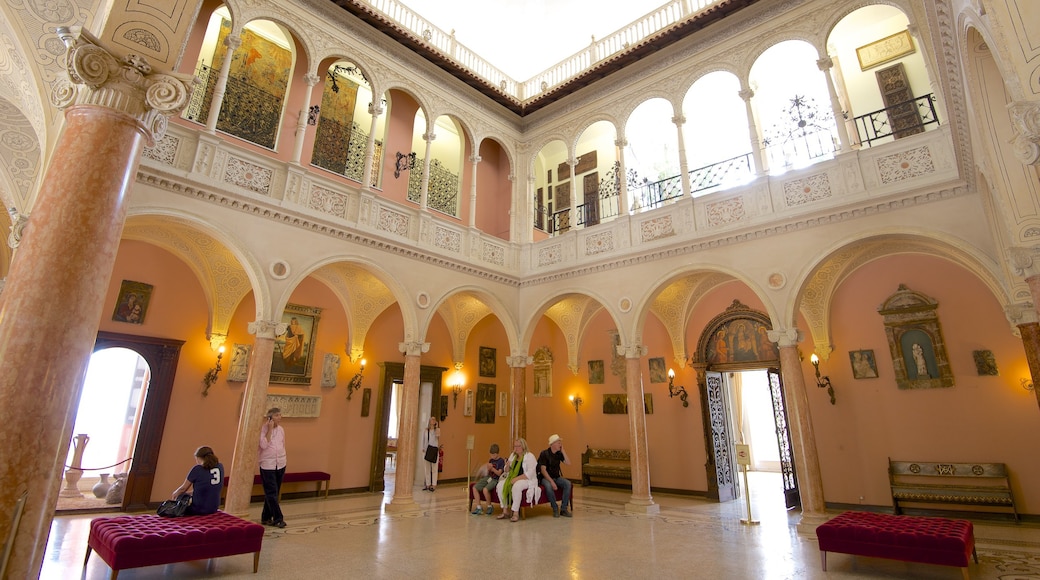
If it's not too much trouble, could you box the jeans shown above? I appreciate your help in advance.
[260,466,285,523]
[539,476,571,511]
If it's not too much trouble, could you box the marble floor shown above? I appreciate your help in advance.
[41,472,1040,579]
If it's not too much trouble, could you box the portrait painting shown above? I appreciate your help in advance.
[271,303,321,385]
[602,394,627,414]
[648,357,667,383]
[588,360,604,384]
[112,280,154,325]
[479,346,497,378]
[849,349,878,379]
[475,383,496,424]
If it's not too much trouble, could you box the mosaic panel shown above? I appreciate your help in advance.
[142,135,179,166]
[538,244,563,267]
[309,186,348,219]
[376,207,410,237]
[224,156,273,195]
[782,173,832,206]
[586,231,615,255]
[640,215,675,242]
[435,227,462,253]
[878,146,935,184]
[482,242,505,266]
[705,197,745,227]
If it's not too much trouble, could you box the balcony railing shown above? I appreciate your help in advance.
[854,94,939,147]
[356,0,724,102]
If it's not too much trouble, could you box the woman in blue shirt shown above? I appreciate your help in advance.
[171,446,224,515]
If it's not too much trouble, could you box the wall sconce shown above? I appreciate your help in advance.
[451,379,463,408]
[667,369,689,407]
[810,354,836,405]
[1021,378,1035,392]
[201,345,225,397]
[347,358,366,400]
[569,394,583,413]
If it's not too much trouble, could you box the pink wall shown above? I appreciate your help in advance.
[379,90,420,203]
[476,139,512,241]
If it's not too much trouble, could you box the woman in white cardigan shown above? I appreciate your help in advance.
[495,438,539,522]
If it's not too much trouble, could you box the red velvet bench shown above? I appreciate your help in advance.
[816,511,977,579]
[467,480,574,519]
[224,470,331,499]
[84,511,265,579]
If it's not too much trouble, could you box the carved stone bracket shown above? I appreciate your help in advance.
[1008,101,1040,165]
[53,27,197,146]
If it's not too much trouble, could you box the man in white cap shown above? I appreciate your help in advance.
[537,434,572,517]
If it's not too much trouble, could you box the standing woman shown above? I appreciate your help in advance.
[259,407,288,528]
[495,438,538,522]
[171,446,224,515]
[422,417,441,491]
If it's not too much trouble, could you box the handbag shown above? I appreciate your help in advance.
[424,445,439,463]
[157,493,192,517]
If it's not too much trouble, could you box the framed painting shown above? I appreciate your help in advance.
[648,357,667,383]
[849,349,878,379]
[464,389,474,417]
[533,347,553,397]
[361,388,371,417]
[475,383,496,424]
[973,350,998,376]
[271,303,322,385]
[227,344,251,382]
[439,395,448,422]
[588,360,604,384]
[498,391,508,416]
[602,394,627,414]
[479,346,497,377]
[112,280,154,324]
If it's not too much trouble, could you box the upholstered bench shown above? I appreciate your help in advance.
[816,511,977,579]
[84,511,264,579]
[581,446,632,486]
[224,470,331,499]
[467,480,574,519]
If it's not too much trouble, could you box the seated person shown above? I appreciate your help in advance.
[538,434,573,517]
[471,443,505,515]
[171,446,224,515]
[495,438,539,522]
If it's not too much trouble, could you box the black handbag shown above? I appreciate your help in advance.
[424,445,439,463]
[157,493,192,517]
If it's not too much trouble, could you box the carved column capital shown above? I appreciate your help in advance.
[423,132,437,142]
[738,88,754,102]
[469,154,482,164]
[368,102,384,116]
[7,208,28,249]
[1010,245,1040,277]
[248,319,286,339]
[816,56,834,71]
[506,354,532,367]
[223,34,242,51]
[52,27,197,146]
[1006,302,1039,327]
[1008,101,1040,165]
[398,341,430,356]
[303,72,321,87]
[616,343,648,358]
[614,138,628,148]
[768,327,802,348]
[671,114,686,126]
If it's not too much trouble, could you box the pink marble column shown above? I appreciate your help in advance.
[507,354,531,442]
[1018,322,1040,410]
[777,342,827,531]
[224,322,281,517]
[0,28,194,578]
[386,342,427,512]
[621,345,658,513]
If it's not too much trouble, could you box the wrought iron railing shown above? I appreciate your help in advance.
[689,153,753,196]
[763,128,837,172]
[183,64,282,149]
[406,157,460,216]
[854,93,939,147]
[631,174,683,211]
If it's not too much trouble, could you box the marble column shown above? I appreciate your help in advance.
[673,115,692,197]
[615,138,630,216]
[419,132,435,211]
[566,158,578,231]
[817,57,852,153]
[224,320,283,517]
[386,341,428,512]
[291,73,321,164]
[620,343,659,513]
[507,354,531,442]
[362,103,384,191]
[773,332,827,533]
[739,87,767,175]
[1018,321,1040,410]
[0,28,194,579]
[205,34,241,133]
[468,154,481,228]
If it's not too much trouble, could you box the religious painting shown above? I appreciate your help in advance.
[973,350,998,376]
[588,360,605,384]
[698,302,779,367]
[533,346,553,397]
[271,303,321,385]
[602,394,627,414]
[112,280,154,324]
[849,349,878,379]
[479,346,497,377]
[878,285,954,390]
[857,29,915,71]
[499,391,508,416]
[648,357,667,384]
[475,383,496,424]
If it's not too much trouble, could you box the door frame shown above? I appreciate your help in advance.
[92,331,184,510]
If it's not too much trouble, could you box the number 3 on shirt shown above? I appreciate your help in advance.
[210,468,221,484]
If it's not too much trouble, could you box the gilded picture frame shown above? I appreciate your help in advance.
[271,303,321,385]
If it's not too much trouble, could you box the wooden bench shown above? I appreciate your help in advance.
[84,511,264,579]
[816,511,977,579]
[889,458,1018,521]
[581,446,632,486]
[224,471,331,500]
[467,479,574,519]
